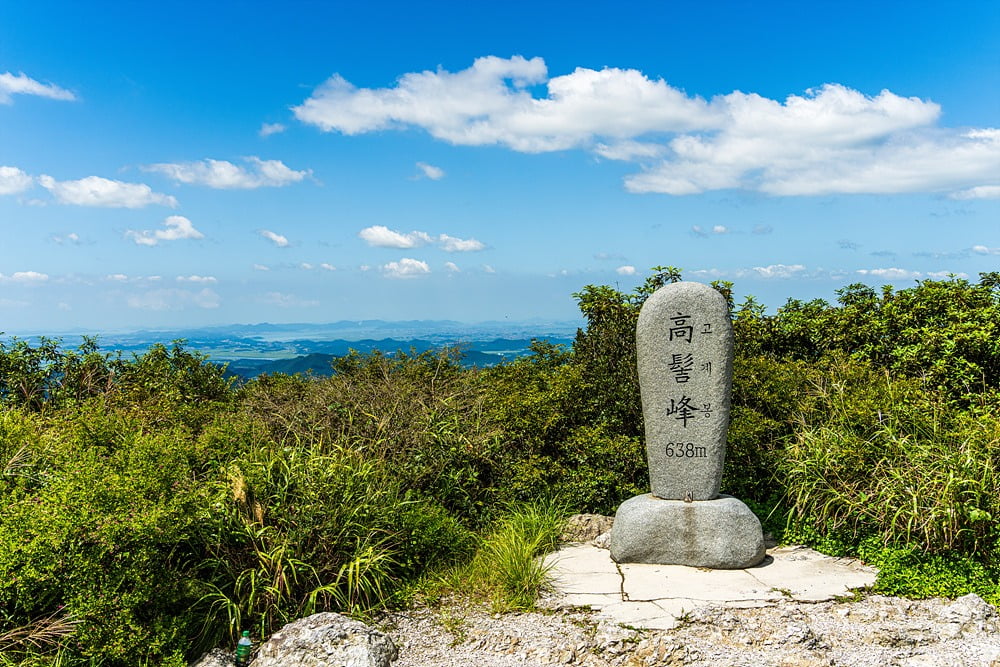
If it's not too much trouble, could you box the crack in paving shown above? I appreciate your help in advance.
[614,561,627,601]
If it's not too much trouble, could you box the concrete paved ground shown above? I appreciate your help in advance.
[542,543,877,630]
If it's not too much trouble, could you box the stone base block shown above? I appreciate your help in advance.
[610,493,765,569]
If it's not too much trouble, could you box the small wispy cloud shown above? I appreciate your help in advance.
[691,225,730,237]
[176,275,217,283]
[438,234,485,252]
[259,122,287,137]
[752,224,773,236]
[0,72,76,104]
[950,185,1000,200]
[127,288,220,311]
[320,263,336,271]
[125,215,204,246]
[972,245,1000,255]
[415,162,445,180]
[838,239,861,250]
[253,263,270,271]
[856,267,922,280]
[39,175,177,208]
[926,271,969,279]
[594,140,666,161]
[444,261,460,273]
[51,232,81,245]
[751,264,806,279]
[145,157,310,189]
[616,265,637,275]
[260,229,290,247]
[258,291,319,308]
[0,271,49,284]
[381,257,431,279]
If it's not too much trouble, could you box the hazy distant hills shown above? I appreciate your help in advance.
[222,341,540,381]
[4,320,581,381]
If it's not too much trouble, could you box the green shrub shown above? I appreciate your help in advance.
[0,408,210,665]
[859,540,1000,603]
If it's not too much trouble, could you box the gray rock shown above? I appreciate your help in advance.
[560,513,614,543]
[636,281,734,501]
[936,593,998,636]
[610,493,766,568]
[189,648,232,667]
[592,531,612,550]
[251,612,398,667]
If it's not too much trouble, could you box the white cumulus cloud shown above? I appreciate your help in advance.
[39,175,177,208]
[616,265,637,275]
[177,275,217,283]
[0,166,33,194]
[125,216,204,246]
[972,245,1000,255]
[320,263,336,271]
[295,56,1000,198]
[144,157,310,189]
[0,72,76,104]
[359,225,433,248]
[381,257,431,279]
[415,162,445,180]
[444,261,460,273]
[260,229,290,247]
[359,225,484,251]
[294,56,712,152]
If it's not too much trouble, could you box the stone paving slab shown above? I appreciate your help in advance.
[542,542,877,630]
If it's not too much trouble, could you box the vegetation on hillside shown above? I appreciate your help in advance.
[1,270,999,665]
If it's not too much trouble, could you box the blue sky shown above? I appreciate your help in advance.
[1,0,998,333]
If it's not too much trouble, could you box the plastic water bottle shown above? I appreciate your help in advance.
[235,630,252,666]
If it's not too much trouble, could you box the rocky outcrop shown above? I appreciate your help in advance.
[560,513,614,543]
[252,612,397,667]
[383,595,1000,666]
[189,648,232,667]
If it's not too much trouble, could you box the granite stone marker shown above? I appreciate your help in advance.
[610,281,765,568]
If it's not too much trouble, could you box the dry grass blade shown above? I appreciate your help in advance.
[0,609,81,655]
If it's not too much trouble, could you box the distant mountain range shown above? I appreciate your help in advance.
[221,338,557,381]
[3,320,581,381]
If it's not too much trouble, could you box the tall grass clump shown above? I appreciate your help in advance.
[442,501,566,612]
[781,357,1000,600]
[194,438,476,645]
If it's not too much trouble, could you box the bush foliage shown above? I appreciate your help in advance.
[2,270,1000,664]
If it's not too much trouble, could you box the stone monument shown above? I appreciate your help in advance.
[610,281,765,568]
